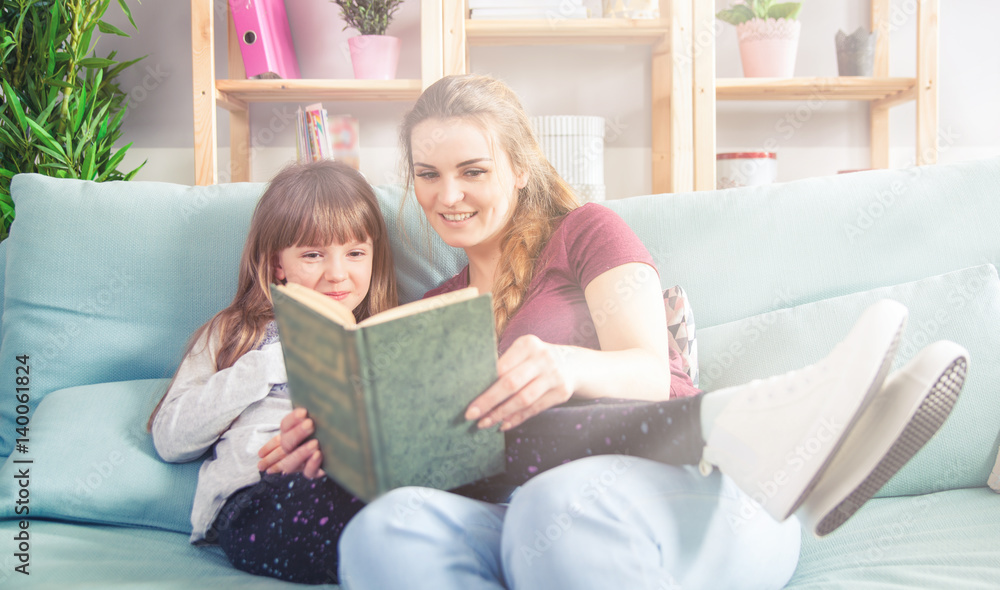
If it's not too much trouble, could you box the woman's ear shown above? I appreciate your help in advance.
[514,169,529,190]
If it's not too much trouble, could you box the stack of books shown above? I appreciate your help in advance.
[530,115,606,203]
[469,0,589,20]
[295,104,360,169]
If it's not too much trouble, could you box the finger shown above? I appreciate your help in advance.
[280,417,316,454]
[498,389,570,431]
[465,337,542,422]
[269,438,319,475]
[257,445,287,472]
[258,434,281,458]
[303,449,325,480]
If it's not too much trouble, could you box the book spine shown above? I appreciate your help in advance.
[353,329,388,495]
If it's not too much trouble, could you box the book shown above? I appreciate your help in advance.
[295,103,334,163]
[270,283,505,502]
[231,0,301,80]
[328,115,361,170]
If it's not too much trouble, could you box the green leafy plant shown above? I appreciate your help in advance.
[331,0,405,36]
[0,0,145,242]
[717,0,802,25]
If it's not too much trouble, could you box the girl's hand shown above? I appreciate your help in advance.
[256,407,326,479]
[464,335,577,432]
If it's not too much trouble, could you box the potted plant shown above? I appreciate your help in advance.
[717,0,803,78]
[332,0,405,80]
[0,0,145,242]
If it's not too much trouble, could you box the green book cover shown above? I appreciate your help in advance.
[270,284,505,502]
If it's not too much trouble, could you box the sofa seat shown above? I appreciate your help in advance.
[0,519,338,589]
[788,487,1000,588]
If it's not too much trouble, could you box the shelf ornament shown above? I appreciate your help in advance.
[717,0,803,78]
[332,0,406,79]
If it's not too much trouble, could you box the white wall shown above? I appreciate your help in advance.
[98,0,1000,199]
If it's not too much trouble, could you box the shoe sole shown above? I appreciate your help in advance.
[782,319,905,519]
[813,355,967,536]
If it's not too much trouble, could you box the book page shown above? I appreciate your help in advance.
[275,283,357,327]
[358,287,481,328]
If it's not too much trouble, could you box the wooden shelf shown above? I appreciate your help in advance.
[466,18,670,46]
[214,79,424,107]
[716,77,917,102]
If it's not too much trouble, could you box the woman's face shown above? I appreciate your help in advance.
[274,238,374,313]
[410,118,527,256]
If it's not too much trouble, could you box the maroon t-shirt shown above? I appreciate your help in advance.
[425,203,699,398]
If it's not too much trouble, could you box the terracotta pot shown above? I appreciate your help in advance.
[735,18,801,78]
[347,35,400,80]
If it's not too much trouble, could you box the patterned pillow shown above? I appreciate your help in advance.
[664,285,699,388]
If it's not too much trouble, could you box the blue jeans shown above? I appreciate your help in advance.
[338,456,801,589]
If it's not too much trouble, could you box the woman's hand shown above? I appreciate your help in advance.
[256,407,326,479]
[465,335,577,432]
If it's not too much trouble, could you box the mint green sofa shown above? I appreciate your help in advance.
[1,158,999,588]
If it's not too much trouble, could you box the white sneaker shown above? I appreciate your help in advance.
[798,340,968,537]
[700,298,908,522]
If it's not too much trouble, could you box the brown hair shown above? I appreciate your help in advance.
[148,160,397,430]
[400,74,579,334]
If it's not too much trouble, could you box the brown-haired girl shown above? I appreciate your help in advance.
[149,160,396,584]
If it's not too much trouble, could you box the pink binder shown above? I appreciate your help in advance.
[230,0,301,80]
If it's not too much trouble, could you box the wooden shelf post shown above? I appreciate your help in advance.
[192,0,217,186]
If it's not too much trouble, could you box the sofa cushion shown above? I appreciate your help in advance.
[0,174,463,458]
[694,264,1000,498]
[604,158,1000,331]
[786,487,1000,589]
[0,379,199,532]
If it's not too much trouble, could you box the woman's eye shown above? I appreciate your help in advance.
[416,170,438,179]
[465,168,487,178]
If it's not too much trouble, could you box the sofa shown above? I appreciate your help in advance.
[1,157,999,589]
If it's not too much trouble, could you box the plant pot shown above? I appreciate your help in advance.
[716,152,777,189]
[347,35,400,80]
[735,18,801,78]
[836,27,878,76]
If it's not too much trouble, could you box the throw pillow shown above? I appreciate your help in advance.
[664,285,699,387]
[0,379,199,533]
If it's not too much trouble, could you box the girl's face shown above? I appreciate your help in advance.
[410,118,527,257]
[274,238,374,312]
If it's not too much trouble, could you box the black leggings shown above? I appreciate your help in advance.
[211,394,704,583]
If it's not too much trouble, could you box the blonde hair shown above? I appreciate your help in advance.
[400,74,579,334]
[148,160,397,429]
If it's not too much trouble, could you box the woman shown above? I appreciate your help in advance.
[266,75,968,589]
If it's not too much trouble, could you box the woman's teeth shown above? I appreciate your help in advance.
[443,212,475,221]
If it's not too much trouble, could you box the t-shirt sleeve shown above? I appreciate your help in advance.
[561,203,657,289]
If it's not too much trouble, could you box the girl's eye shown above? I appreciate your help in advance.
[348,250,367,258]
[302,252,322,260]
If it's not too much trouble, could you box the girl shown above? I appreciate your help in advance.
[148,160,396,584]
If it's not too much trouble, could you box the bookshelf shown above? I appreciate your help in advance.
[689,0,938,190]
[190,0,443,185]
[191,1,938,192]
[445,0,692,193]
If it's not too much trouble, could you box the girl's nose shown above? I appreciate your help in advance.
[324,259,348,283]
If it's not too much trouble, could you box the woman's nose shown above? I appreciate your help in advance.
[439,177,464,207]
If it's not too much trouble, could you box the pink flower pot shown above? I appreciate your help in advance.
[348,35,400,80]
[736,18,801,78]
